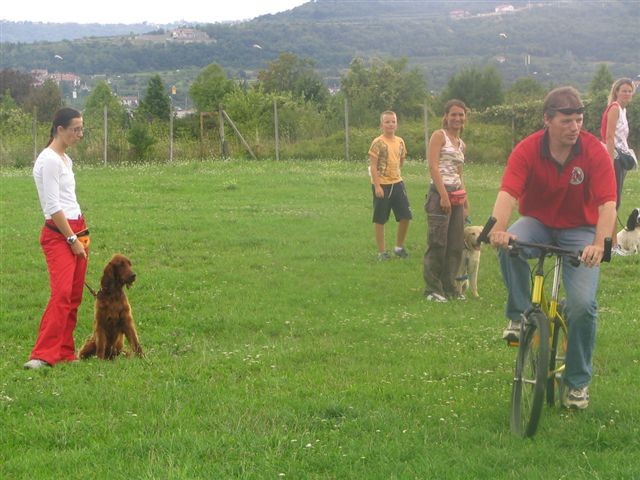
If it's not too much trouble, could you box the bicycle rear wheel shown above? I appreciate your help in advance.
[510,310,550,437]
[547,307,567,407]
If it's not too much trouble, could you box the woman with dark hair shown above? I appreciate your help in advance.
[423,99,470,302]
[25,107,89,369]
[600,78,635,255]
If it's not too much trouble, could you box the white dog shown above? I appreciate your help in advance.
[456,225,483,298]
[617,208,640,254]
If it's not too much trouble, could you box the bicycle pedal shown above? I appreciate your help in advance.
[507,340,519,347]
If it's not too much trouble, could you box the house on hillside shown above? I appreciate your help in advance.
[31,69,81,87]
[449,9,470,19]
[120,95,140,110]
[495,4,515,14]
[170,28,209,42]
[51,72,81,86]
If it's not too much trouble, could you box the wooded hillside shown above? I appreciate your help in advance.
[2,0,638,90]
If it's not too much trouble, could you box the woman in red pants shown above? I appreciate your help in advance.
[25,107,89,369]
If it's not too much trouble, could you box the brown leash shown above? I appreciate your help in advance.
[85,282,99,298]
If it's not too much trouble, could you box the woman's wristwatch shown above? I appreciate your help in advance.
[66,234,78,245]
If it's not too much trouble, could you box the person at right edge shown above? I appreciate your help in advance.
[488,87,616,410]
[600,78,635,255]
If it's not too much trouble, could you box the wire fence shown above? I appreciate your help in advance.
[4,97,633,168]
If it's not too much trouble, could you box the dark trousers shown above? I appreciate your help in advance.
[423,188,464,297]
[614,156,628,209]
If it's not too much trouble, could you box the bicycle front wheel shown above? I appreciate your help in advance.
[547,307,568,407]
[510,311,550,437]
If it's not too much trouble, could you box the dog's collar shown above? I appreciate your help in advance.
[465,239,481,251]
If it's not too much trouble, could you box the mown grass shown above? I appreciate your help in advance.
[1,160,639,479]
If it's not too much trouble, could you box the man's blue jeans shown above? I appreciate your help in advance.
[499,216,600,389]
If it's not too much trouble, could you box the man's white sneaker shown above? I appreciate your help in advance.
[502,320,521,342]
[23,359,50,370]
[563,385,589,410]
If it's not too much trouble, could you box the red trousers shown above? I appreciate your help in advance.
[30,218,88,365]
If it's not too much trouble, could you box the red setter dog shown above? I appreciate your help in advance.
[79,254,143,359]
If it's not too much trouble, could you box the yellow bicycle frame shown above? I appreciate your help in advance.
[539,255,568,379]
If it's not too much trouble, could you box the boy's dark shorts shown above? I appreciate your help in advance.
[372,181,412,224]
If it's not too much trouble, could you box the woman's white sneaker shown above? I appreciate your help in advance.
[23,359,50,370]
[425,292,448,303]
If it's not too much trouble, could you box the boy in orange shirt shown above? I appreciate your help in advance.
[368,111,412,260]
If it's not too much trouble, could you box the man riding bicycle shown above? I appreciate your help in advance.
[488,87,617,410]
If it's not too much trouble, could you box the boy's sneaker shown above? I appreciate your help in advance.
[425,292,448,303]
[394,247,408,258]
[377,251,391,261]
[612,245,629,256]
[563,385,589,410]
[23,359,50,370]
[502,320,521,342]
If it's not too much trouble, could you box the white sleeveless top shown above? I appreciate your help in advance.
[431,129,465,188]
[614,106,630,151]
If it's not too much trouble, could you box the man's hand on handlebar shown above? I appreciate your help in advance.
[580,244,605,267]
[489,230,516,250]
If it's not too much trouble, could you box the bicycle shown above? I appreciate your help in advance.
[477,217,612,438]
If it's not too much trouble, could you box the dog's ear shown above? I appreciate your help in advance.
[101,260,118,292]
[627,208,640,231]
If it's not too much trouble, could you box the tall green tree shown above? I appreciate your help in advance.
[24,79,62,122]
[589,64,614,96]
[340,57,427,126]
[139,74,171,121]
[257,52,328,105]
[440,66,504,111]
[83,80,127,129]
[0,69,33,106]
[505,77,547,104]
[189,64,235,113]
[584,64,614,137]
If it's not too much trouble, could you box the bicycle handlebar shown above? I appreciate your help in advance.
[477,216,612,263]
[476,216,496,246]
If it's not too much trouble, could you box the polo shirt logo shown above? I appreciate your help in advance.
[569,167,584,185]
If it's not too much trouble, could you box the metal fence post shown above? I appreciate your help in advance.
[219,105,229,158]
[169,106,174,163]
[274,98,280,161]
[344,97,349,161]
[103,105,108,166]
[33,107,38,162]
[424,101,429,161]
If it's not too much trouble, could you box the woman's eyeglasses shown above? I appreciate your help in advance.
[68,127,84,134]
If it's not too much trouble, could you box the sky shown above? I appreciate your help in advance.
[1,0,309,24]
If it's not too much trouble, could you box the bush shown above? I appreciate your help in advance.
[127,121,157,161]
[464,122,512,164]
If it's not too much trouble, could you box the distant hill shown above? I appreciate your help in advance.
[1,0,638,90]
[0,21,167,43]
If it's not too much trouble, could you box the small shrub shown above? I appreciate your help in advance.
[127,121,157,161]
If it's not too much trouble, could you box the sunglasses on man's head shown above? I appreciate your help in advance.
[551,107,585,115]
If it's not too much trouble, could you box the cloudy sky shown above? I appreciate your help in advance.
[1,0,309,24]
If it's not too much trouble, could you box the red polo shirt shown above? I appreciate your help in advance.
[500,129,616,228]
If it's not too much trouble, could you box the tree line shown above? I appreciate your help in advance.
[1,57,638,166]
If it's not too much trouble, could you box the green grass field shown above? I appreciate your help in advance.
[1,160,639,479]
